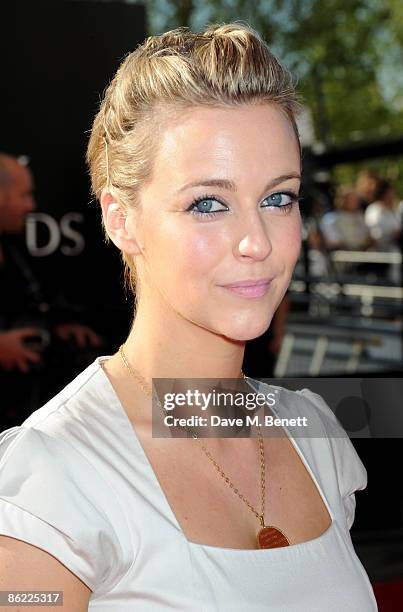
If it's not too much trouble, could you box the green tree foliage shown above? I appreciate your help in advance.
[129,0,402,148]
[127,0,403,194]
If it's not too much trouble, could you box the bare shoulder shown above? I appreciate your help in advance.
[0,535,91,611]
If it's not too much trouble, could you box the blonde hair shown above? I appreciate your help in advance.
[86,21,302,295]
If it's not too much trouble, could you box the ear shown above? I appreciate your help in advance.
[100,189,142,256]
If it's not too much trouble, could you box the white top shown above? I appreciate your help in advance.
[0,357,378,611]
[320,210,370,250]
[364,201,401,250]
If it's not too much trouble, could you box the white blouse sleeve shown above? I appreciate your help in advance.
[296,388,368,530]
[0,426,128,596]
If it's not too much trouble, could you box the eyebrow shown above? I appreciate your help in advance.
[177,173,301,194]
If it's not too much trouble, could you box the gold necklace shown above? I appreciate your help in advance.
[119,344,290,549]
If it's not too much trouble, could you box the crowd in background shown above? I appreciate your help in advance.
[304,170,403,283]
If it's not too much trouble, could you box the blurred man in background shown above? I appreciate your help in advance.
[0,153,102,428]
[0,153,43,373]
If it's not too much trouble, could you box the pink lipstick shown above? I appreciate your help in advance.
[220,277,273,299]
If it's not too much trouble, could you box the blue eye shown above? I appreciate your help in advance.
[187,191,301,220]
[262,191,300,211]
[187,195,228,219]
[267,193,283,205]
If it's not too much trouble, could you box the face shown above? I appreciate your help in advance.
[0,162,36,233]
[344,192,361,212]
[128,104,302,342]
[357,174,378,201]
[383,187,396,207]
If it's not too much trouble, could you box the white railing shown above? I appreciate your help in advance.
[330,250,402,265]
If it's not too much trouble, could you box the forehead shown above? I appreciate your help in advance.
[11,164,33,189]
[153,104,300,190]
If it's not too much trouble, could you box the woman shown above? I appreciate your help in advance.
[0,23,378,610]
[364,179,401,251]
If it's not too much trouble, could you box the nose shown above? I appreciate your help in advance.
[26,195,36,213]
[235,210,272,261]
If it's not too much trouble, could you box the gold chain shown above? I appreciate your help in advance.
[119,344,267,527]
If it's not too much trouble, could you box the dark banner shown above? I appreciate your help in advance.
[1,0,146,311]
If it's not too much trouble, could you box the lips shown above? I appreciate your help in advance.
[221,277,273,288]
[219,277,273,299]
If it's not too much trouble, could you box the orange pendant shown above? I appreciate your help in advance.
[257,525,290,549]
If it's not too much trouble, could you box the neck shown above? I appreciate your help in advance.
[122,299,245,382]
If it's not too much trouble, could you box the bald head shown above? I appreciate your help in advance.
[0,155,13,189]
[0,153,36,234]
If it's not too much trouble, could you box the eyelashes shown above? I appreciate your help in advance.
[186,191,303,220]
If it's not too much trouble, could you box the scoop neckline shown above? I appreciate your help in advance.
[95,355,336,554]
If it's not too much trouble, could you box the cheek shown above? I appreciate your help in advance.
[275,216,302,265]
[152,224,226,287]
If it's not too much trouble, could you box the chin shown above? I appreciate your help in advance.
[219,315,273,343]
